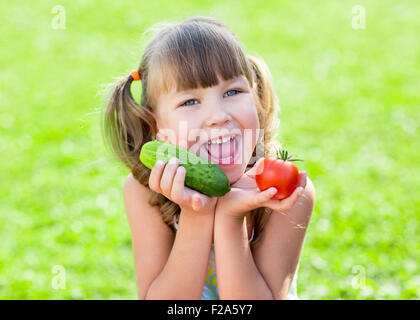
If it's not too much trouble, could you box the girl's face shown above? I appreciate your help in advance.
[154,74,260,183]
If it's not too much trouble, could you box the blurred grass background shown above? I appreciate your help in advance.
[0,0,419,299]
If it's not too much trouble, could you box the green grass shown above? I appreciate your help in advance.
[1,0,419,299]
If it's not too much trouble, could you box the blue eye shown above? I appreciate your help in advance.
[224,89,241,97]
[181,99,198,107]
[179,89,241,107]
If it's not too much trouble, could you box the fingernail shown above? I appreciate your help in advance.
[155,160,164,167]
[193,197,201,210]
[169,157,178,165]
[177,166,185,174]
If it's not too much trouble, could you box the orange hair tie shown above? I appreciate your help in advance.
[130,69,142,81]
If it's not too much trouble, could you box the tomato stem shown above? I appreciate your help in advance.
[275,147,304,162]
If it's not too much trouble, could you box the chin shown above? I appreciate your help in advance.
[222,164,247,185]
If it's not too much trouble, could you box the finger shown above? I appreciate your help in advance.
[246,157,265,178]
[267,186,304,211]
[148,160,165,193]
[171,166,186,203]
[189,193,206,211]
[251,187,278,207]
[160,157,179,196]
[192,194,202,211]
[184,187,208,211]
[298,171,307,189]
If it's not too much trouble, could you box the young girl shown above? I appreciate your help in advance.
[102,16,315,300]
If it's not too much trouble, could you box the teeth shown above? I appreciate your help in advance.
[208,135,234,145]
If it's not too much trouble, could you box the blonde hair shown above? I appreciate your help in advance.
[101,16,281,250]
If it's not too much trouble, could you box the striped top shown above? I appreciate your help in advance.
[173,215,299,300]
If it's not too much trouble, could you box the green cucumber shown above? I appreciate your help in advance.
[139,140,231,197]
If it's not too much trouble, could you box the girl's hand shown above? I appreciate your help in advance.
[215,158,307,218]
[148,157,218,214]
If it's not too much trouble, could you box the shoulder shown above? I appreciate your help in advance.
[280,175,316,216]
[123,173,171,231]
[123,173,155,209]
[266,175,316,229]
[124,173,148,214]
[123,172,174,243]
[124,173,146,196]
[123,173,150,221]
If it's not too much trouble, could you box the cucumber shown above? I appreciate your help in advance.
[139,140,231,197]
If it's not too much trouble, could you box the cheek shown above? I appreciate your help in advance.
[245,108,259,131]
[163,115,193,145]
[233,97,259,131]
[234,103,260,149]
[156,108,204,148]
[235,104,260,172]
[171,121,203,152]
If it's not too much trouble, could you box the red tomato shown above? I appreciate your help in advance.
[255,149,301,200]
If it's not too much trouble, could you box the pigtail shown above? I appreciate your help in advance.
[101,72,157,183]
[101,71,181,232]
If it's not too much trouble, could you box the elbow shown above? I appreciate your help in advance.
[137,288,147,300]
[272,290,289,300]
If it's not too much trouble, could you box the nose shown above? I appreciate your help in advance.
[205,102,232,127]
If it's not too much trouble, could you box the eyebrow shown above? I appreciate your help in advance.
[172,77,247,98]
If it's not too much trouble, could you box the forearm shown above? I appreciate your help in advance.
[145,209,214,300]
[213,214,274,300]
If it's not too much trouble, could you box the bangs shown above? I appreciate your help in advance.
[147,20,254,104]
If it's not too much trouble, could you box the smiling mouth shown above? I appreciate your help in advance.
[202,135,241,165]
